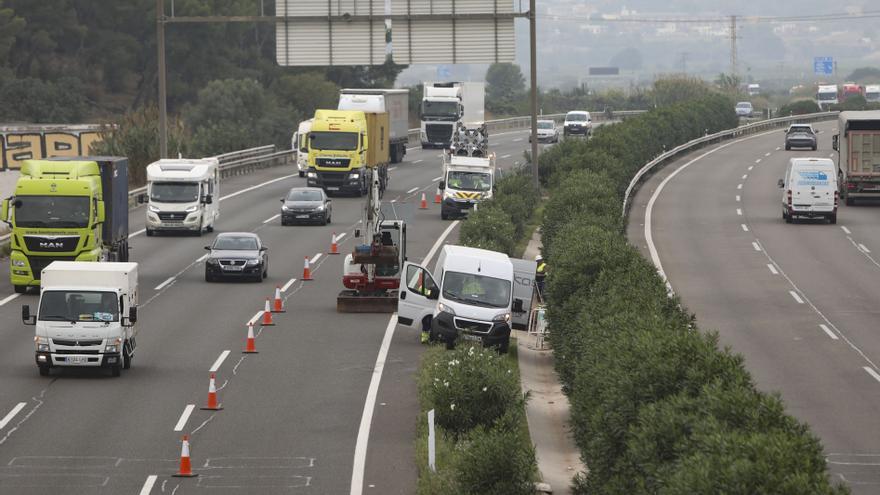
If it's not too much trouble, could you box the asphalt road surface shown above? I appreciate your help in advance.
[628,121,880,494]
[0,128,557,494]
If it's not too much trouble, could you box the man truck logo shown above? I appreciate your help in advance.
[39,241,65,249]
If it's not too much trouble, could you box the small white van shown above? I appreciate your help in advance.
[397,245,528,353]
[779,158,838,224]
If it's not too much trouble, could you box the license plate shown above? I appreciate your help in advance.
[296,215,310,219]
[461,333,482,343]
[326,187,340,191]
[223,266,243,271]
[68,355,87,364]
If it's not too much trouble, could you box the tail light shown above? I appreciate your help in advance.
[834,190,839,208]
[787,190,792,207]
[848,182,857,190]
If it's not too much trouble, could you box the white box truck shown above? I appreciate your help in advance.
[817,84,839,110]
[338,89,410,164]
[397,245,532,354]
[143,158,219,236]
[292,118,313,177]
[439,154,496,220]
[23,261,139,377]
[420,82,485,148]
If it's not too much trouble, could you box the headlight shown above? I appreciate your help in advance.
[105,338,122,353]
[307,172,317,179]
[349,173,360,180]
[314,204,325,212]
[35,336,49,352]
[206,258,219,265]
[282,205,290,212]
[149,205,160,213]
[185,205,199,213]
[492,312,511,323]
[12,259,26,267]
[246,259,261,266]
[438,302,455,316]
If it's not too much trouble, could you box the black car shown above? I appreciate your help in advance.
[204,232,268,282]
[784,124,818,151]
[280,187,332,225]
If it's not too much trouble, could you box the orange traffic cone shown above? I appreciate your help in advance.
[272,286,285,313]
[420,192,428,209]
[302,256,313,281]
[329,232,339,255]
[172,435,198,477]
[434,188,442,204]
[261,298,275,326]
[243,323,258,354]
[200,373,222,411]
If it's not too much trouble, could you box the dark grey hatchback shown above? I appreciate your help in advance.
[784,124,817,151]
[280,187,332,225]
[204,232,268,282]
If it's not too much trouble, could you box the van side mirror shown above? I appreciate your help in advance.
[439,181,446,190]
[832,134,839,151]
[204,246,212,251]
[280,198,285,203]
[777,179,784,188]
[137,193,147,204]
[22,305,35,325]
[127,307,138,325]
[204,195,213,205]
[513,298,524,313]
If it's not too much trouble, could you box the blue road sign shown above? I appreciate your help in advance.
[814,57,834,75]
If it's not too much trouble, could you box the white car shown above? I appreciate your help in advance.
[778,158,838,224]
[735,102,754,117]
[530,120,559,143]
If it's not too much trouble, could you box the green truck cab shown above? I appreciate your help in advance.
[1,157,130,293]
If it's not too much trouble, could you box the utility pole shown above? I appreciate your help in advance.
[729,15,738,78]
[157,0,168,159]
[529,0,539,190]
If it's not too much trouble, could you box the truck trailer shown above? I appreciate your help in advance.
[339,89,409,164]
[833,111,880,205]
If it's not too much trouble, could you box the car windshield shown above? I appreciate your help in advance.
[447,171,492,192]
[442,271,511,309]
[38,290,119,322]
[213,236,258,250]
[818,92,837,100]
[538,121,555,129]
[150,182,199,203]
[310,132,358,151]
[422,101,459,118]
[14,195,90,229]
[566,113,588,122]
[287,190,323,201]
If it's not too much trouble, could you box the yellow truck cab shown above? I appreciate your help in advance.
[307,109,389,196]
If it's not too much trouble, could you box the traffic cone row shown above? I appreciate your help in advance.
[303,256,313,281]
[200,373,223,411]
[272,286,285,313]
[434,188,442,204]
[329,232,339,255]
[261,298,275,326]
[420,192,428,209]
[173,435,198,477]
[243,323,258,354]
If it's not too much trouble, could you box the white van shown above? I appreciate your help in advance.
[563,111,592,137]
[144,158,219,236]
[397,245,529,353]
[292,119,313,177]
[779,158,838,224]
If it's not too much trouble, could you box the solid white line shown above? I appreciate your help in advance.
[413,160,423,164]
[139,475,158,495]
[247,311,263,326]
[741,224,749,232]
[173,405,195,432]
[736,208,742,216]
[860,243,871,254]
[0,293,21,307]
[129,228,146,239]
[432,176,443,182]
[742,174,748,180]
[154,277,175,291]
[864,367,880,384]
[841,226,852,235]
[736,195,741,202]
[281,278,297,292]
[501,154,512,159]
[752,242,761,251]
[219,174,297,202]
[820,324,839,340]
[767,263,779,275]
[350,219,460,495]
[263,213,281,224]
[789,291,804,304]
[209,350,230,373]
[748,165,754,171]
[406,187,419,194]
[0,403,26,431]
[737,184,743,190]
[755,159,762,164]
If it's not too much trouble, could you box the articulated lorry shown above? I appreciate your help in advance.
[23,261,138,377]
[1,157,130,293]
[420,82,485,148]
[308,89,409,196]
[833,111,880,205]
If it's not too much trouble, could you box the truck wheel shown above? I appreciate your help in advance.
[445,338,456,351]
[846,197,855,206]
[299,170,305,178]
[122,341,132,370]
[205,270,214,282]
[206,224,214,233]
[111,364,121,377]
[38,365,50,376]
[14,285,26,294]
[441,211,449,220]
[146,228,154,237]
[785,213,793,224]
[829,213,837,224]
[496,339,510,355]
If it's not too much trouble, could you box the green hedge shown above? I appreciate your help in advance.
[459,171,539,256]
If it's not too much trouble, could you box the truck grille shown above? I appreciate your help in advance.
[23,235,80,252]
[316,157,351,168]
[27,256,76,277]
[53,339,102,346]
[454,318,492,334]
[219,260,247,266]
[316,172,348,187]
[426,124,453,143]
[158,212,187,221]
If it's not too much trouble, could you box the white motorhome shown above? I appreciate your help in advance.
[144,158,219,236]
[817,85,839,110]
[778,157,838,224]
[398,245,530,354]
[439,154,495,220]
[747,83,761,96]
[865,85,880,103]
[23,262,139,377]
[420,82,485,148]
[292,118,313,177]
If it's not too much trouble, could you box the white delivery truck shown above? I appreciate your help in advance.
[339,89,410,164]
[144,158,219,236]
[420,82,485,148]
[778,157,838,224]
[439,154,495,220]
[397,245,531,354]
[292,118,313,177]
[865,85,880,103]
[817,84,839,110]
[23,261,139,377]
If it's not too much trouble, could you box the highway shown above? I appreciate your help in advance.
[0,128,548,494]
[628,121,880,493]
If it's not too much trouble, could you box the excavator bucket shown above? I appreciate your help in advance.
[337,290,399,313]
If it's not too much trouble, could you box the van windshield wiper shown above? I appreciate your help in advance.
[40,315,78,323]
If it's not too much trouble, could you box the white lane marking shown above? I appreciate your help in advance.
[765,152,772,157]
[864,367,880,384]
[129,228,147,239]
[789,291,804,304]
[736,208,742,216]
[841,226,852,235]
[742,174,748,180]
[350,220,459,495]
[413,160,423,164]
[741,224,749,232]
[196,254,208,263]
[736,195,741,202]
[755,159,762,164]
[220,174,297,202]
[281,278,297,292]
[0,293,21,307]
[767,263,779,275]
[310,253,323,265]
[173,405,195,432]
[752,242,761,251]
[389,167,397,171]
[820,324,839,340]
[154,277,175,291]
[501,154,512,159]
[336,232,348,242]
[432,176,443,182]
[247,311,263,326]
[263,214,281,224]
[737,184,743,190]
[406,187,420,194]
[512,138,524,142]
[209,350,230,372]
[859,243,871,254]
[139,475,158,495]
[776,147,782,151]
[0,403,26,431]
[748,165,754,171]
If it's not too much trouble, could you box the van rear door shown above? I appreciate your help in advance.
[791,165,835,211]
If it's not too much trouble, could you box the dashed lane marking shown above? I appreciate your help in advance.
[820,324,839,340]
[842,226,852,235]
[281,278,297,292]
[864,367,880,384]
[209,350,230,373]
[752,242,761,251]
[263,214,281,224]
[310,253,323,265]
[741,224,749,232]
[789,291,804,304]
[139,475,158,495]
[0,402,26,431]
[0,293,21,307]
[767,264,779,275]
[154,277,175,291]
[174,405,195,432]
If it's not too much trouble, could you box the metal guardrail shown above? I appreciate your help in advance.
[621,111,839,217]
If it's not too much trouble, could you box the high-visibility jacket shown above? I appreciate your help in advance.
[536,262,547,280]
